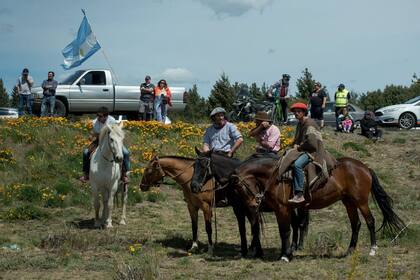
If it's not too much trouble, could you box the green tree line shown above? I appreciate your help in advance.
[1,70,419,119]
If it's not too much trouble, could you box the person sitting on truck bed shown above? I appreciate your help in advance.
[139,75,155,121]
[154,79,172,123]
[79,107,131,183]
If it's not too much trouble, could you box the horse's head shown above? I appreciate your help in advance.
[191,147,213,193]
[104,122,125,163]
[139,155,165,191]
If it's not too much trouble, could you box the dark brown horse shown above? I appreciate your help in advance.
[191,149,309,257]
[232,156,406,262]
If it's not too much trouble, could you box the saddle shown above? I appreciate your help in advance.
[277,149,336,199]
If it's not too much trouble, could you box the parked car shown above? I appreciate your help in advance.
[375,96,420,129]
[0,107,18,119]
[287,102,365,126]
[31,69,188,119]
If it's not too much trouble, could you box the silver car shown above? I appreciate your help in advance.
[375,96,420,129]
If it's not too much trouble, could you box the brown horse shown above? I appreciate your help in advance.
[139,155,216,254]
[232,156,406,262]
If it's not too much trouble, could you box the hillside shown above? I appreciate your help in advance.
[0,117,419,279]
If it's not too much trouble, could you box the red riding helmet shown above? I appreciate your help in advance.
[290,102,308,112]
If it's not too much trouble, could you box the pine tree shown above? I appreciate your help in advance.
[249,82,264,102]
[208,73,236,113]
[296,68,316,100]
[0,79,9,107]
[10,86,19,107]
[184,84,208,122]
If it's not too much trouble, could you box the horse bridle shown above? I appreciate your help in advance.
[101,132,119,163]
[195,155,213,190]
[140,159,194,188]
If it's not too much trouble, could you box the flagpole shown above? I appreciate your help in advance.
[82,9,119,84]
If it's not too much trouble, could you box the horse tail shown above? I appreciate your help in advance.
[369,168,406,237]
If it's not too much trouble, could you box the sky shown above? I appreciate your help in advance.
[0,0,419,99]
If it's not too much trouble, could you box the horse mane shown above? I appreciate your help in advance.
[99,123,124,143]
[160,155,194,161]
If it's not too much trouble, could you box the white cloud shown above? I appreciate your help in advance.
[197,0,273,17]
[161,68,194,83]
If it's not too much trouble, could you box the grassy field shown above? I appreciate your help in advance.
[0,117,419,279]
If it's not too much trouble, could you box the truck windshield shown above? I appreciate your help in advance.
[60,70,85,85]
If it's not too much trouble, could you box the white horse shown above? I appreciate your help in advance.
[90,122,128,228]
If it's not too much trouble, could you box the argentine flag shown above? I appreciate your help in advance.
[61,10,101,70]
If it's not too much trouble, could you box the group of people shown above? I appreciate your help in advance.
[139,75,172,122]
[15,69,172,123]
[307,81,383,140]
[16,68,58,117]
[201,102,323,205]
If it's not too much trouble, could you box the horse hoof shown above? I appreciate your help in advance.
[104,223,113,229]
[189,242,199,253]
[119,220,126,225]
[207,245,214,256]
[369,245,378,256]
[280,256,290,263]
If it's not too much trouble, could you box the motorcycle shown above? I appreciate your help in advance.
[228,94,273,122]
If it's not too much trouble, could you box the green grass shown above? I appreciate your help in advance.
[0,121,419,279]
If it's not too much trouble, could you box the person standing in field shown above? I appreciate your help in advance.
[334,83,350,131]
[17,68,34,116]
[268,74,290,124]
[139,75,155,121]
[154,79,172,123]
[41,71,58,117]
[309,82,327,129]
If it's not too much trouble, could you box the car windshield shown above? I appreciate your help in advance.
[403,96,420,104]
[59,70,85,85]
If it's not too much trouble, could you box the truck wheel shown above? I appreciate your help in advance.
[398,112,416,129]
[54,99,67,117]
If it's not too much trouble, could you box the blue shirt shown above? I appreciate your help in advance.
[203,122,242,152]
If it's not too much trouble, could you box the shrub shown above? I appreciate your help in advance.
[2,204,49,221]
[128,187,144,204]
[145,188,166,203]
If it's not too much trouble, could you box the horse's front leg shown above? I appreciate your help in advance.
[248,209,263,258]
[119,182,128,225]
[187,202,199,252]
[232,204,247,257]
[103,182,118,229]
[203,203,213,255]
[91,184,101,228]
[275,207,292,262]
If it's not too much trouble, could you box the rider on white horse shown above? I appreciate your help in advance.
[79,107,130,183]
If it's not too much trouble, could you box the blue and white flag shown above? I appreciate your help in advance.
[61,10,101,70]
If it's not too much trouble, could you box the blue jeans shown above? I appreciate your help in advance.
[41,95,56,116]
[18,94,33,116]
[83,146,130,174]
[293,153,310,194]
[154,95,167,122]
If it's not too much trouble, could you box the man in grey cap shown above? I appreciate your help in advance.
[16,68,34,116]
[139,75,155,121]
[203,107,243,157]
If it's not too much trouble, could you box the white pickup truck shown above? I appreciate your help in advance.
[32,69,188,119]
